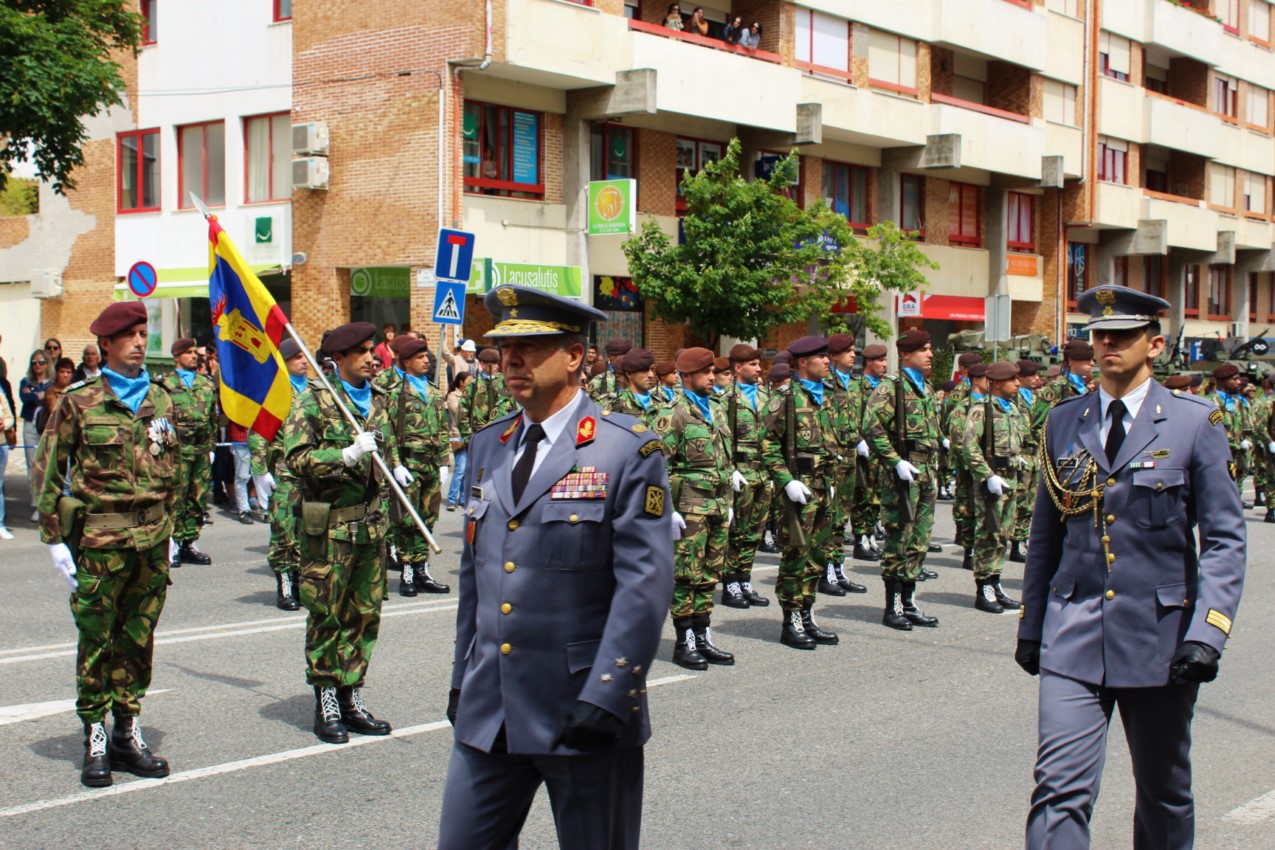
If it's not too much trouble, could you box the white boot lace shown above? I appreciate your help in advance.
[683,627,698,652]
[320,687,341,721]
[982,584,998,603]
[349,688,371,716]
[129,720,150,750]
[88,722,108,757]
[789,610,806,633]
[726,581,742,597]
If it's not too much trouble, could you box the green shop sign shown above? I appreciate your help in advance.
[350,267,410,298]
[467,260,582,298]
[587,179,636,235]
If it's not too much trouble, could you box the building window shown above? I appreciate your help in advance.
[244,113,290,203]
[463,101,544,199]
[675,137,723,211]
[1208,265,1233,320]
[948,182,980,246]
[117,129,160,213]
[1112,256,1129,287]
[867,30,918,94]
[1247,85,1269,130]
[1144,255,1165,300]
[1047,0,1081,17]
[1043,79,1077,125]
[178,121,225,208]
[1210,163,1237,208]
[758,150,804,206]
[1250,272,1260,321]
[901,174,925,236]
[274,0,291,21]
[1098,137,1128,185]
[795,9,850,78]
[823,161,870,229]
[952,54,987,105]
[590,124,637,182]
[1253,0,1272,42]
[1267,276,1275,322]
[1007,192,1034,252]
[1220,0,1240,32]
[141,0,157,44]
[1245,172,1268,214]
[624,0,639,19]
[1215,74,1239,118]
[1067,242,1088,305]
[1184,264,1201,317]
[1099,32,1130,82]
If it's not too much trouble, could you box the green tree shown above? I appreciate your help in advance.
[0,1,143,195]
[0,176,38,215]
[823,219,938,337]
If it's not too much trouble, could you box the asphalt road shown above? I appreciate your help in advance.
[2,465,1275,849]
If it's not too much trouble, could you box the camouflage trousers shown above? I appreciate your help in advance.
[299,538,386,688]
[394,467,442,568]
[828,462,857,562]
[775,477,832,611]
[267,476,300,575]
[851,457,882,537]
[879,463,938,582]
[71,542,170,722]
[1235,447,1252,496]
[172,445,211,542]
[1011,454,1039,543]
[672,508,728,620]
[1255,446,1270,495]
[952,469,977,548]
[973,477,1018,580]
[724,474,772,583]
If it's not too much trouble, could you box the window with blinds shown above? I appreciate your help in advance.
[867,29,917,93]
[1244,171,1267,214]
[795,9,850,76]
[948,182,980,246]
[1099,31,1130,81]
[1043,79,1077,125]
[1253,0,1272,41]
[1247,85,1269,129]
[1211,163,1237,208]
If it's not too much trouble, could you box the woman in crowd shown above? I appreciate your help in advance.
[741,21,763,49]
[373,324,396,371]
[444,371,472,511]
[723,15,743,43]
[664,3,682,30]
[0,385,13,539]
[688,6,709,36]
[19,350,50,521]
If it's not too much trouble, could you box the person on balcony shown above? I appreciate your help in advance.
[664,3,682,30]
[723,15,743,44]
[741,21,762,50]
[688,7,709,37]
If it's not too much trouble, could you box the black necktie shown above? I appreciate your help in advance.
[511,424,546,503]
[1105,399,1127,464]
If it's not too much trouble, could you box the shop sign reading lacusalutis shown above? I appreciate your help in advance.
[587,179,636,235]
[468,260,582,298]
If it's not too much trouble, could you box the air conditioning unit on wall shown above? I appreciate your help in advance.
[30,268,63,299]
[292,157,330,190]
[292,122,329,156]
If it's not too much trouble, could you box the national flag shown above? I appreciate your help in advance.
[207,216,292,440]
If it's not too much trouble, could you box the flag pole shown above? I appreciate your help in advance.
[195,194,440,554]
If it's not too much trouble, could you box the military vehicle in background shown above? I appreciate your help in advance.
[946,330,1056,363]
[1155,327,1275,383]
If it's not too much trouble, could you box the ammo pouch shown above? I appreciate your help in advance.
[732,451,754,463]
[990,456,1010,470]
[301,501,331,560]
[58,496,87,563]
[794,455,816,476]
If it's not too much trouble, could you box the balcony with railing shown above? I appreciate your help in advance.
[1149,0,1226,67]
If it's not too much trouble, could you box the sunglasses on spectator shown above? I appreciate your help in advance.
[45,344,60,350]
[33,359,47,365]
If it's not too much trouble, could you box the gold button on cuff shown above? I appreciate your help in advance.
[1106,514,1116,524]
[504,561,515,573]
[1105,589,1115,600]
[507,519,520,531]
[1106,477,1116,487]
[1155,482,1164,490]
[569,513,580,523]
[500,643,512,655]
[1184,598,1191,607]
[500,603,512,614]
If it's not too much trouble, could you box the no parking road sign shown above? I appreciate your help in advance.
[127,261,158,298]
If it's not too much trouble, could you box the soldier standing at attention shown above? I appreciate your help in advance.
[1208,363,1254,500]
[1009,359,1045,563]
[1018,284,1245,849]
[866,329,942,631]
[712,356,733,394]
[950,362,989,572]
[660,347,737,668]
[940,352,982,499]
[655,359,680,403]
[960,362,1026,613]
[587,337,631,402]
[437,286,672,850]
[761,336,842,649]
[1036,338,1094,411]
[458,347,516,446]
[36,301,179,787]
[820,333,870,596]
[384,335,451,597]
[283,322,404,744]
[156,337,216,568]
[850,343,889,562]
[605,348,669,433]
[716,344,774,609]
[254,337,308,611]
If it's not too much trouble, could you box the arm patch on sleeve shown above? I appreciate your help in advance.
[639,440,663,458]
[644,486,665,517]
[1206,608,1233,635]
[1209,409,1224,427]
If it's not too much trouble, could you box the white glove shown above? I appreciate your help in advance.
[169,538,179,564]
[726,507,734,525]
[856,439,870,458]
[1241,439,1252,451]
[672,511,687,540]
[341,432,378,466]
[1268,442,1275,453]
[49,543,77,591]
[986,475,1006,496]
[253,473,275,505]
[731,470,747,492]
[895,460,921,483]
[439,466,450,488]
[829,486,836,501]
[942,438,951,450]
[784,480,812,505]
[393,465,414,487]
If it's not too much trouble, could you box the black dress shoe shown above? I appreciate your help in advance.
[692,620,735,665]
[780,610,817,649]
[180,541,212,566]
[919,568,939,581]
[741,582,770,606]
[81,722,112,788]
[413,565,451,593]
[338,687,391,735]
[109,717,170,778]
[721,581,750,609]
[673,622,710,669]
[314,687,349,744]
[975,580,1005,614]
[833,564,868,593]
[801,606,838,644]
[1009,541,1027,563]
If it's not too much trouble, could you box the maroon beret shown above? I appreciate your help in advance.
[729,343,761,362]
[1045,364,1062,378]
[676,347,715,373]
[967,362,989,378]
[1163,374,1193,390]
[478,348,500,364]
[1190,374,1203,387]
[896,329,931,353]
[768,363,793,382]
[279,338,302,360]
[1016,359,1041,376]
[1063,339,1095,361]
[397,337,430,360]
[713,357,730,372]
[861,343,887,360]
[940,380,958,392]
[171,337,196,357]
[957,352,983,368]
[654,360,677,377]
[1213,363,1240,380]
[787,335,829,358]
[604,338,633,357]
[620,349,655,373]
[89,301,148,337]
[772,351,793,366]
[827,333,855,355]
[321,322,377,354]
[987,361,1020,381]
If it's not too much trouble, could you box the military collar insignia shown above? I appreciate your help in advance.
[499,415,522,444]
[576,416,597,446]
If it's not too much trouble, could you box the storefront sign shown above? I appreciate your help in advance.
[898,293,985,321]
[512,111,539,185]
[1007,254,1038,277]
[468,260,582,298]
[587,179,637,235]
[898,292,922,317]
[350,267,410,298]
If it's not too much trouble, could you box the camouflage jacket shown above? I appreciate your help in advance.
[823,369,865,453]
[605,388,672,438]
[282,379,395,542]
[155,370,217,449]
[761,380,840,489]
[35,375,179,550]
[658,392,732,513]
[946,393,979,472]
[587,367,623,404]
[711,382,768,481]
[961,396,1029,483]
[941,379,972,433]
[1209,392,1249,450]
[382,369,450,473]
[1014,388,1042,450]
[1036,373,1088,409]
[458,373,516,443]
[866,372,942,466]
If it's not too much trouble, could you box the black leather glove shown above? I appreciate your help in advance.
[1169,641,1220,685]
[551,701,624,752]
[1015,639,1041,676]
[446,688,461,725]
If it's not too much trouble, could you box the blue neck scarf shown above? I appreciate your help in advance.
[903,368,927,395]
[406,372,432,399]
[175,368,196,389]
[1067,372,1087,395]
[712,385,725,395]
[685,389,713,424]
[1018,387,1034,405]
[662,386,676,402]
[341,378,371,418]
[289,374,308,395]
[394,366,406,380]
[102,366,150,415]
[738,382,759,410]
[834,368,852,391]
[480,371,494,381]
[865,374,881,389]
[971,392,987,403]
[1216,391,1235,411]
[632,390,651,411]
[962,376,971,386]
[798,378,824,405]
[994,395,1013,413]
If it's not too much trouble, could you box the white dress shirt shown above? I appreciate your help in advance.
[511,389,585,479]
[1097,376,1152,445]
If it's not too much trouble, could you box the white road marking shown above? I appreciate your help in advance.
[0,691,171,727]
[647,674,696,687]
[1224,788,1275,824]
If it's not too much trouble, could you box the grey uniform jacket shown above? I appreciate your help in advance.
[1018,380,1246,688]
[451,394,674,755]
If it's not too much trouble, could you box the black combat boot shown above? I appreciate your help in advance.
[692,615,735,665]
[759,523,779,553]
[398,565,417,597]
[1009,540,1027,563]
[882,579,912,631]
[992,576,1020,609]
[800,604,839,645]
[901,581,939,627]
[313,686,349,744]
[414,563,451,593]
[169,546,182,570]
[109,716,169,778]
[818,562,847,597]
[275,571,300,611]
[833,563,867,593]
[179,541,211,566]
[919,564,939,580]
[337,687,392,735]
[721,578,750,609]
[741,580,769,607]
[854,535,880,561]
[672,619,709,670]
[81,721,112,788]
[962,547,974,571]
[873,523,885,542]
[780,609,816,649]
[1266,508,1275,524]
[974,579,1005,614]
[927,542,943,553]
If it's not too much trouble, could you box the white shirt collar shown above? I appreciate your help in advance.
[520,388,585,451]
[1098,375,1152,423]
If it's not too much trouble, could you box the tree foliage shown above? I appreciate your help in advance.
[622,139,936,349]
[0,1,143,195]
[0,176,38,215]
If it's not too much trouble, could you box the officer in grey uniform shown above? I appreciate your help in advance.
[1017,284,1246,850]
[437,285,673,850]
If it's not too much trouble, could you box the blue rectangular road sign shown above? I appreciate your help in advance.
[434,228,476,283]
[432,280,468,326]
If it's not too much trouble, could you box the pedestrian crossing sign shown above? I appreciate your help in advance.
[432,280,467,326]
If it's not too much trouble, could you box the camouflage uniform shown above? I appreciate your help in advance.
[1210,390,1250,495]
[457,373,516,445]
[383,369,450,574]
[154,370,216,543]
[823,369,862,565]
[947,392,980,551]
[850,375,884,545]
[587,367,623,405]
[35,376,179,722]
[714,381,773,599]
[1011,387,1042,545]
[605,386,672,435]
[1034,371,1087,410]
[283,381,394,688]
[960,396,1028,580]
[939,379,970,497]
